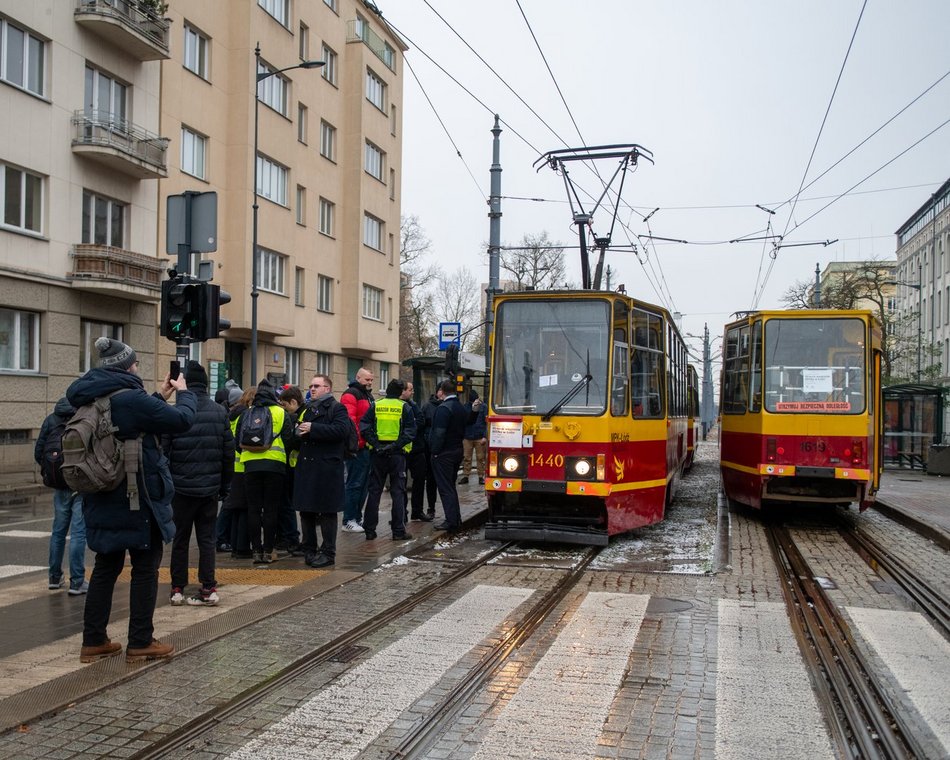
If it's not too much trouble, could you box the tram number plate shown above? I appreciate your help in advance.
[800,441,826,452]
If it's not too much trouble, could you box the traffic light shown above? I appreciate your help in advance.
[160,275,200,342]
[197,284,231,341]
[444,343,460,374]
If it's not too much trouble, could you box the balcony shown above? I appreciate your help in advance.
[346,19,395,71]
[71,110,169,179]
[68,244,168,302]
[73,0,170,61]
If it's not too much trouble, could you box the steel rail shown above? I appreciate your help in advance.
[767,525,920,760]
[131,541,517,760]
[386,546,602,759]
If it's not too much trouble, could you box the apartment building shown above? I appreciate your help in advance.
[0,0,405,479]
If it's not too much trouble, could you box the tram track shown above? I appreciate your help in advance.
[130,541,519,760]
[766,524,924,760]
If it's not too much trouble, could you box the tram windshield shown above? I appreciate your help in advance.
[763,317,866,414]
[492,299,610,415]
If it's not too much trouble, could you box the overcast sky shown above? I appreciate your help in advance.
[386,0,950,358]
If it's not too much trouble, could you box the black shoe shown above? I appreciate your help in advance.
[425,508,435,518]
[434,521,458,532]
[231,550,253,559]
[306,553,335,568]
[216,543,232,553]
[253,551,273,565]
[288,545,307,557]
[458,476,469,485]
[392,531,413,540]
[411,513,434,522]
[365,530,377,540]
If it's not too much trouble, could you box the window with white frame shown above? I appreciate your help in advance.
[379,363,390,387]
[295,267,305,305]
[389,168,395,199]
[365,69,385,111]
[82,190,125,248]
[180,127,207,179]
[391,105,397,136]
[256,155,288,205]
[382,42,395,70]
[0,307,39,371]
[81,320,122,373]
[257,61,288,115]
[297,103,308,143]
[320,120,336,161]
[296,185,306,225]
[1,162,42,234]
[362,285,383,321]
[258,0,289,27]
[285,347,300,385]
[258,248,286,294]
[183,24,209,79]
[323,0,338,11]
[319,198,334,236]
[364,141,384,181]
[321,44,337,86]
[363,213,383,250]
[318,274,333,312]
[317,351,331,374]
[84,65,126,125]
[0,18,45,96]
[298,22,309,60]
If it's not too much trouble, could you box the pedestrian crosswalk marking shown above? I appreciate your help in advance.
[0,531,50,539]
[0,565,46,579]
[228,584,535,760]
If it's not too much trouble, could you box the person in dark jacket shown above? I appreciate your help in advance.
[34,397,87,594]
[459,390,488,485]
[163,361,234,607]
[340,367,374,531]
[277,385,304,554]
[68,337,196,664]
[420,389,443,518]
[402,381,432,522]
[222,387,255,558]
[428,379,477,532]
[214,380,243,552]
[291,374,351,567]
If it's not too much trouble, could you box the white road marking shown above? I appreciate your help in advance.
[229,584,535,760]
[848,606,950,754]
[716,600,834,759]
[0,530,50,538]
[0,565,46,579]
[471,592,650,760]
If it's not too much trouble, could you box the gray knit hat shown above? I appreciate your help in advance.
[95,337,137,370]
[225,379,244,405]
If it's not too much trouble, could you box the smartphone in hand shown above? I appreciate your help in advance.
[170,360,181,380]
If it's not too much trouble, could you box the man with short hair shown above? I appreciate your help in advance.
[293,375,351,567]
[428,379,476,532]
[360,378,416,540]
[340,367,374,532]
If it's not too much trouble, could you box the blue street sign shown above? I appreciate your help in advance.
[438,321,461,350]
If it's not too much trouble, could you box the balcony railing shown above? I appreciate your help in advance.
[74,0,170,61]
[346,19,395,71]
[69,244,167,302]
[71,109,169,179]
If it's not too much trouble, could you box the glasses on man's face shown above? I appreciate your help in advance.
[310,383,326,389]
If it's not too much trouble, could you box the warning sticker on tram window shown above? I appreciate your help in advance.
[775,401,852,412]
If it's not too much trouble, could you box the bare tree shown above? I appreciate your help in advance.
[500,231,567,290]
[433,267,482,352]
[399,215,440,360]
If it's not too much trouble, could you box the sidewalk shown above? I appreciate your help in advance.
[876,467,950,549]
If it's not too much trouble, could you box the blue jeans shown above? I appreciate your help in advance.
[343,449,371,524]
[49,489,86,589]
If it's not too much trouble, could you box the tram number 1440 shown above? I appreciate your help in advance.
[529,453,565,467]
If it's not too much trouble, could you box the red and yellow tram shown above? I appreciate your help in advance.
[685,364,700,471]
[484,290,693,545]
[719,309,883,510]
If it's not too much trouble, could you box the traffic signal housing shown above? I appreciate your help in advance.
[160,275,201,342]
[197,284,231,341]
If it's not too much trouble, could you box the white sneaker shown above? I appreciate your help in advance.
[342,520,363,532]
[170,588,185,605]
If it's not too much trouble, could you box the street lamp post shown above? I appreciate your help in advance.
[251,43,323,385]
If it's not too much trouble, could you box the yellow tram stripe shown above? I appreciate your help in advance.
[720,460,760,475]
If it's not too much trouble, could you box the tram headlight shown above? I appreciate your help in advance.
[566,456,597,481]
[574,459,592,476]
[502,455,521,473]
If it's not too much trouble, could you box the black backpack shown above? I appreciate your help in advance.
[40,415,69,490]
[238,405,275,453]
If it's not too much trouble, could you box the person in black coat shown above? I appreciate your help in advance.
[163,361,234,607]
[420,390,442,517]
[67,337,195,664]
[428,379,477,531]
[402,381,432,522]
[291,374,351,567]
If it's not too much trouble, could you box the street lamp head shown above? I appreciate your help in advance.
[299,60,326,69]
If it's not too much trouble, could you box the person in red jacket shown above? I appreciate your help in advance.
[340,367,374,531]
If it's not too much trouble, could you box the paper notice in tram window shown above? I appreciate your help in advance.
[490,421,524,448]
[539,374,557,387]
[775,401,852,412]
[801,368,834,394]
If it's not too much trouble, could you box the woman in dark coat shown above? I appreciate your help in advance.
[291,374,352,568]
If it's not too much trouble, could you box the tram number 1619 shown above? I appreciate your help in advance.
[800,440,826,452]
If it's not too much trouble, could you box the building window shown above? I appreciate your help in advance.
[285,347,300,385]
[321,44,337,86]
[391,105,397,136]
[183,24,209,79]
[81,320,122,373]
[296,185,306,225]
[297,103,308,143]
[82,190,125,248]
[84,65,126,126]
[294,268,304,306]
[257,61,289,116]
[298,22,309,60]
[0,307,39,372]
[258,247,286,294]
[363,213,383,250]
[318,274,333,312]
[323,0,338,11]
[319,198,334,236]
[256,155,288,206]
[258,0,289,27]
[390,168,396,200]
[379,363,390,387]
[0,19,45,96]
[364,141,384,181]
[180,127,207,180]
[366,69,386,111]
[1,162,43,234]
[317,351,331,374]
[362,285,383,321]
[320,120,336,161]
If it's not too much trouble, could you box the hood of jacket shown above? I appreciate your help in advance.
[53,396,75,418]
[252,383,279,407]
[67,366,143,407]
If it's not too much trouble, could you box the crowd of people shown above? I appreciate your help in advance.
[36,338,485,665]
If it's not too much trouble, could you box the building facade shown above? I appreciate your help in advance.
[0,0,404,480]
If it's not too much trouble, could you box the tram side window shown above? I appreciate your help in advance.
[632,308,664,418]
[612,342,629,415]
[722,324,750,414]
[750,321,762,412]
